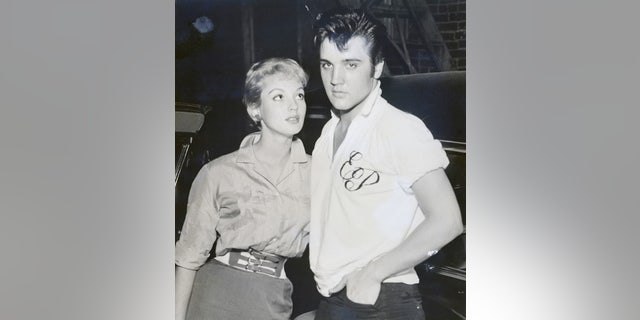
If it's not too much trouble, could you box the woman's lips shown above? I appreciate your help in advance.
[285,115,300,123]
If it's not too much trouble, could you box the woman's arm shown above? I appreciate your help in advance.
[175,265,197,320]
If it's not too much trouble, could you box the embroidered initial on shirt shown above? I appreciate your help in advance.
[339,151,380,191]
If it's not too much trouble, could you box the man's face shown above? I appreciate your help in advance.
[319,36,383,113]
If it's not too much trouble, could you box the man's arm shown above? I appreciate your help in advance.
[344,168,464,304]
[175,265,197,320]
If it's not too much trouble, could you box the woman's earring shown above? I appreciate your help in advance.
[254,112,261,121]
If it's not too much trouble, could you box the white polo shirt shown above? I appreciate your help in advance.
[309,82,450,297]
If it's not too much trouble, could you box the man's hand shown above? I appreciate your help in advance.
[344,266,383,305]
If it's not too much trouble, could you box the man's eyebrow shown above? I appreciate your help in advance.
[319,58,362,63]
[267,88,283,94]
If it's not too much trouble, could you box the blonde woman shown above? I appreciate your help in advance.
[175,58,310,320]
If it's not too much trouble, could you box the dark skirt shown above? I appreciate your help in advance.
[186,259,293,320]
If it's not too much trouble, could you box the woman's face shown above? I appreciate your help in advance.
[258,75,306,138]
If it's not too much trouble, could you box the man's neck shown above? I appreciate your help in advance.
[332,81,379,154]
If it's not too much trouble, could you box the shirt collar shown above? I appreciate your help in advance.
[359,80,381,117]
[236,132,308,164]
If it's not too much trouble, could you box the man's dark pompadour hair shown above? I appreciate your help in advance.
[313,6,387,65]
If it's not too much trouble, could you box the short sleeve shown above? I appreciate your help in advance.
[385,113,450,188]
[175,164,219,270]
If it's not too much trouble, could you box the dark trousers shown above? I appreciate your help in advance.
[314,283,425,320]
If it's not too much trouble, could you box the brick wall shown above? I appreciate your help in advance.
[337,0,466,73]
[383,0,466,73]
[426,0,466,70]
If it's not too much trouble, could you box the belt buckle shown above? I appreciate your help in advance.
[244,255,264,272]
[248,248,266,260]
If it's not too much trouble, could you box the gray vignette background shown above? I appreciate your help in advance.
[1,1,638,319]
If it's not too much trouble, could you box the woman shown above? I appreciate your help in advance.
[175,58,310,320]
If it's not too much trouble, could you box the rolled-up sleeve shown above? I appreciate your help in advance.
[175,164,219,270]
[387,114,450,189]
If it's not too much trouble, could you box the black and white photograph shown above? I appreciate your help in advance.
[3,1,638,320]
[174,0,466,319]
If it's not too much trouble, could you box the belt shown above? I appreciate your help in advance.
[227,248,286,278]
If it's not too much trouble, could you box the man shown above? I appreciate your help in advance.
[309,7,464,319]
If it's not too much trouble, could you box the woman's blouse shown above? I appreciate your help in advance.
[175,133,311,270]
